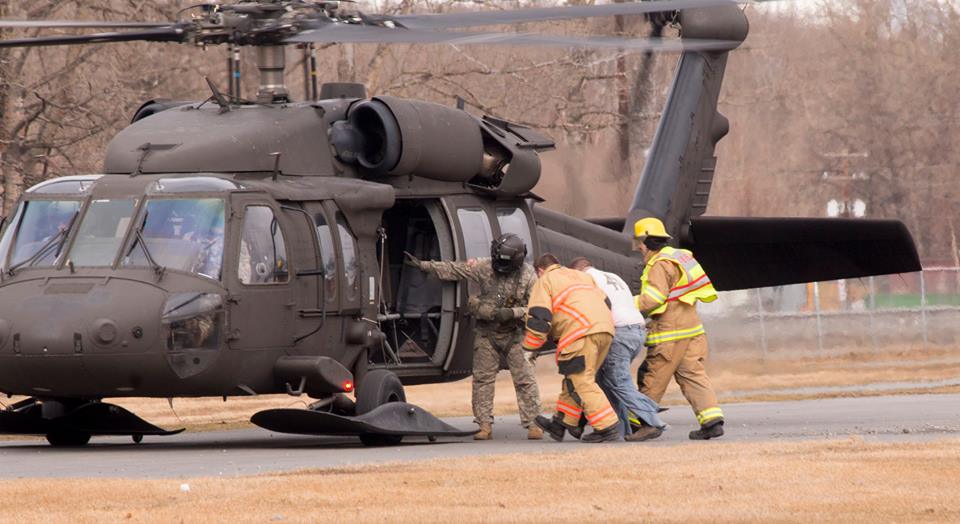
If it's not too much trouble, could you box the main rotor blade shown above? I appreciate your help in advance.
[387,0,749,30]
[0,27,187,48]
[0,20,173,29]
[288,25,739,53]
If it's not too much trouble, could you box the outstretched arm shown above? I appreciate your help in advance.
[416,257,486,283]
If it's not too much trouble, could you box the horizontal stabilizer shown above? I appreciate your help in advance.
[685,217,921,291]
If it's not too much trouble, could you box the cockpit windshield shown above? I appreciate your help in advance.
[6,200,82,268]
[121,198,226,280]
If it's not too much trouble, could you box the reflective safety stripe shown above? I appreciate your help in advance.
[557,401,582,418]
[696,407,724,425]
[523,332,546,350]
[667,274,708,300]
[556,303,590,326]
[552,284,600,310]
[642,285,667,304]
[550,283,602,357]
[645,324,705,346]
[557,326,590,354]
[587,406,615,425]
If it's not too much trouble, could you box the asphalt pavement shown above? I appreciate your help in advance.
[2,393,959,479]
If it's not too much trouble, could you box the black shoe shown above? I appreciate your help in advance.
[568,414,587,440]
[625,425,664,442]
[535,415,566,442]
[568,424,584,440]
[580,425,622,443]
[689,420,724,440]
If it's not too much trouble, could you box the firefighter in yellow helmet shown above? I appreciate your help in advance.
[633,217,725,440]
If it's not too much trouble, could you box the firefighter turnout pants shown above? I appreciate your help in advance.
[639,334,724,426]
[555,332,619,431]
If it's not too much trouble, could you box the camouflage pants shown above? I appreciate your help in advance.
[472,332,542,428]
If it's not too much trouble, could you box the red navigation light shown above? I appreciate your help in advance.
[342,380,354,392]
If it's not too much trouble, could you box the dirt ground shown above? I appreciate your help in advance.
[1,345,947,432]
[2,438,959,523]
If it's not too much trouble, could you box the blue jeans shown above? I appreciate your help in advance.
[597,324,665,435]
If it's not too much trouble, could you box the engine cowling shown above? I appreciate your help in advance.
[330,96,483,181]
[329,96,556,195]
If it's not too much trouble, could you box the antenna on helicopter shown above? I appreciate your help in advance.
[205,76,232,113]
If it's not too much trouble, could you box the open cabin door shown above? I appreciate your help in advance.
[374,199,457,370]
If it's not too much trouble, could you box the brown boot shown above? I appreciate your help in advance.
[527,425,544,440]
[625,425,663,442]
[474,423,492,440]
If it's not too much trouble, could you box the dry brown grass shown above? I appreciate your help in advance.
[6,347,958,432]
[2,438,959,523]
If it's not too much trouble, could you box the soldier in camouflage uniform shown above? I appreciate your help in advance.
[406,233,543,440]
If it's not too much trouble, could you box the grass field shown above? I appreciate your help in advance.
[3,438,959,523]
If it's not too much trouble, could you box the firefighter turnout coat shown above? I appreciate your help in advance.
[636,247,724,428]
[522,264,619,431]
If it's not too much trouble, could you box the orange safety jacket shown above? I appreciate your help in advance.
[522,264,615,359]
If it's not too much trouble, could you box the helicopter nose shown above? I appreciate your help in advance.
[0,278,165,396]
[4,282,161,356]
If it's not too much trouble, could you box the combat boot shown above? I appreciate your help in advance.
[534,414,566,442]
[474,423,493,440]
[527,425,544,440]
[625,424,663,442]
[689,420,724,440]
[568,414,587,440]
[580,425,621,443]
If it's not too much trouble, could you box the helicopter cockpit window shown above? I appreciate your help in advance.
[121,198,226,279]
[238,206,289,285]
[68,199,135,267]
[336,213,359,297]
[148,177,244,194]
[495,207,533,262]
[26,176,100,195]
[6,200,82,268]
[314,213,337,301]
[456,208,493,260]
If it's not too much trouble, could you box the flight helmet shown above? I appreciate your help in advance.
[491,233,527,274]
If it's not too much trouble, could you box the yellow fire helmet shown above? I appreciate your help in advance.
[633,217,672,239]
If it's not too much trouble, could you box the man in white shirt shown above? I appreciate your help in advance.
[570,257,665,441]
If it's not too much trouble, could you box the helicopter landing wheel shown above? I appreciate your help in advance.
[355,369,405,447]
[45,430,92,447]
[132,434,143,444]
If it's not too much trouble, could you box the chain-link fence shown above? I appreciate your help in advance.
[700,268,960,362]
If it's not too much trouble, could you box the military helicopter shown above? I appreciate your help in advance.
[0,0,919,447]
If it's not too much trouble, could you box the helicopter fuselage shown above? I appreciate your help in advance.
[0,99,641,400]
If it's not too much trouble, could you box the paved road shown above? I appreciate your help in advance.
[2,393,959,479]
